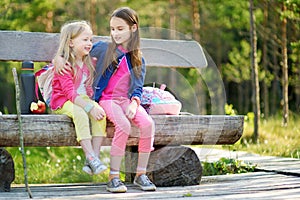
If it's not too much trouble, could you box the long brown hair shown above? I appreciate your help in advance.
[103,7,142,77]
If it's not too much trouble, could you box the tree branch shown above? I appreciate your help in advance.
[12,68,33,198]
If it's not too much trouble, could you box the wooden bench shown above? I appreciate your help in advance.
[0,30,244,188]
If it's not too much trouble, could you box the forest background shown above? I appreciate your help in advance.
[0,0,299,184]
[0,0,299,118]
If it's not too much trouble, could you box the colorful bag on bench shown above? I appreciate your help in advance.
[141,84,182,115]
[35,63,54,105]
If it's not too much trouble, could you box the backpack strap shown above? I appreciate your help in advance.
[34,68,46,101]
[34,64,52,101]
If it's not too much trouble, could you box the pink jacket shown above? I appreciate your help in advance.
[50,64,93,110]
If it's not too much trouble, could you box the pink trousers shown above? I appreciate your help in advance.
[100,97,155,156]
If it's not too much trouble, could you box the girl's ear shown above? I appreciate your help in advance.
[131,24,137,32]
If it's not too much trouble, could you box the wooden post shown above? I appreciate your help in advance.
[147,146,202,186]
[0,148,15,192]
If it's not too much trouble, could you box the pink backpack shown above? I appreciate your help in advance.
[34,63,54,105]
[141,84,182,115]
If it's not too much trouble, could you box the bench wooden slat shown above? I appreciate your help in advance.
[0,31,207,68]
[0,114,243,147]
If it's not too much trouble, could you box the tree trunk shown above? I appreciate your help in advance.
[125,146,202,186]
[271,42,279,116]
[296,71,300,113]
[244,81,251,114]
[262,0,269,118]
[249,0,260,142]
[281,2,289,126]
[45,11,53,33]
[90,0,97,34]
[196,78,207,114]
[238,82,243,114]
[169,0,177,89]
[191,0,205,115]
[192,0,200,42]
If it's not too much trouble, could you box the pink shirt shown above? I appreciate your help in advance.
[50,64,93,110]
[100,55,130,101]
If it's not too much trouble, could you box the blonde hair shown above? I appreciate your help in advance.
[54,20,94,86]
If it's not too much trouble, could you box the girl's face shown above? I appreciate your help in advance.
[70,27,93,59]
[110,16,137,49]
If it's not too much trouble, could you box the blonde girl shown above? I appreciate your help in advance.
[50,21,107,175]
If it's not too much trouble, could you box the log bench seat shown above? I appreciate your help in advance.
[0,114,243,147]
[0,30,244,188]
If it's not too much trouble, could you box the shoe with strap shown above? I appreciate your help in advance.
[82,160,93,175]
[106,177,127,193]
[133,174,156,191]
[85,155,107,175]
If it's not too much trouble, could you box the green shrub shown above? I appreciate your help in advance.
[202,157,256,176]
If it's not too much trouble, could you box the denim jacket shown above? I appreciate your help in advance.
[90,41,146,102]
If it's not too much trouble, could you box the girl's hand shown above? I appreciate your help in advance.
[91,57,97,67]
[126,100,138,119]
[90,105,106,121]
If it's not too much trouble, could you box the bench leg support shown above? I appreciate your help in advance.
[125,146,202,186]
[0,148,15,192]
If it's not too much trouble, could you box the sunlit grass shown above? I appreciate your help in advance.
[231,113,300,158]
[7,146,112,184]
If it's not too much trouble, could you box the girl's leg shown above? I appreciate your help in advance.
[55,100,106,175]
[100,100,131,176]
[82,136,107,175]
[136,152,150,176]
[89,99,107,158]
[84,98,107,174]
[80,139,97,158]
[100,99,130,193]
[54,101,93,153]
[131,106,155,171]
[92,136,103,158]
[81,112,107,175]
[131,106,156,191]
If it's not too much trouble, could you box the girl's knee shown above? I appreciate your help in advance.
[116,119,131,134]
[143,119,155,134]
[138,137,154,153]
[74,110,89,121]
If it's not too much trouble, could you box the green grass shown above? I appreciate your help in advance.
[231,113,300,158]
[7,114,300,184]
[201,113,300,176]
[7,147,112,184]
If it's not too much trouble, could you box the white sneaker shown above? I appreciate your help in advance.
[82,161,93,175]
[85,156,107,175]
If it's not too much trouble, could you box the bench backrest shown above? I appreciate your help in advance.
[0,31,207,68]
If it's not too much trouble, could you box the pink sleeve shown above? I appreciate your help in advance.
[56,72,78,102]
